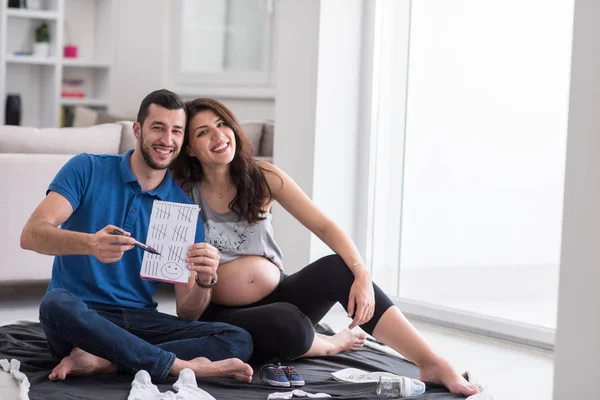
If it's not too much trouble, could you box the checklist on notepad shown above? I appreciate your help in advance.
[140,200,199,284]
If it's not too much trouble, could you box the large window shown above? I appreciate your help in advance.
[367,0,574,340]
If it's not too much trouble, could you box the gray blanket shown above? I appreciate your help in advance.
[0,321,466,400]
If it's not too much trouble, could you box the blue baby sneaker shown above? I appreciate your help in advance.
[259,363,290,387]
[281,364,305,387]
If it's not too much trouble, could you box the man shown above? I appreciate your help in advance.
[20,89,253,383]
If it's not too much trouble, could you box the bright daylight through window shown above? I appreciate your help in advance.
[367,0,574,334]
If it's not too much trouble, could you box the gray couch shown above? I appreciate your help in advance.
[0,120,273,283]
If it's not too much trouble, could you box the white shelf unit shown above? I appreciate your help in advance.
[0,0,114,127]
[6,54,58,65]
[59,97,109,107]
[6,8,59,20]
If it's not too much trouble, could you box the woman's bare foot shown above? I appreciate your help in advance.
[48,347,116,381]
[320,328,368,353]
[172,357,253,382]
[419,356,480,396]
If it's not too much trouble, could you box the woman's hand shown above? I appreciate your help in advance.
[347,267,376,329]
[186,242,220,284]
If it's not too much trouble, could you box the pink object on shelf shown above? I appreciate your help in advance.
[64,45,78,58]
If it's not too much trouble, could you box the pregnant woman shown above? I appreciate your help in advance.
[171,98,480,397]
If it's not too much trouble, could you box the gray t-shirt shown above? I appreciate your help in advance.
[190,183,284,270]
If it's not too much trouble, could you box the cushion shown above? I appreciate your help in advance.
[117,121,137,154]
[259,120,274,157]
[240,121,263,154]
[0,153,74,281]
[72,106,99,127]
[97,112,134,125]
[0,124,122,154]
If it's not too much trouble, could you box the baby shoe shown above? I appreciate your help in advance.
[260,363,291,387]
[280,364,305,387]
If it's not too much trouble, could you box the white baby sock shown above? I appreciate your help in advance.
[128,370,164,400]
[128,368,216,400]
[267,389,332,399]
[1,358,31,400]
[172,368,215,400]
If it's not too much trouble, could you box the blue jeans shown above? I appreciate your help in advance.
[39,289,253,381]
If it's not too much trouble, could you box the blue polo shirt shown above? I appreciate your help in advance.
[47,150,204,309]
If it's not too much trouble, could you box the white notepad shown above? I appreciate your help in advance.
[140,200,199,284]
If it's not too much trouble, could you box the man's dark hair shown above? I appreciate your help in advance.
[136,89,186,126]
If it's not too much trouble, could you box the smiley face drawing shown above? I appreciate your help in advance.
[161,262,184,280]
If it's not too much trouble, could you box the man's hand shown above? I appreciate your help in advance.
[90,225,136,263]
[186,242,220,284]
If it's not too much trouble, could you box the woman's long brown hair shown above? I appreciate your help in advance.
[171,98,272,222]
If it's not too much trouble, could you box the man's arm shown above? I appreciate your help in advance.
[21,191,135,263]
[174,279,213,321]
[174,243,219,320]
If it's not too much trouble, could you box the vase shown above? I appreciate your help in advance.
[32,42,50,58]
[5,94,22,126]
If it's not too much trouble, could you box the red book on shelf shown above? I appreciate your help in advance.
[61,92,85,98]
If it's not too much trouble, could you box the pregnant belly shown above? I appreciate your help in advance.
[211,255,282,306]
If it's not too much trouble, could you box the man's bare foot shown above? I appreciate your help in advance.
[320,328,368,354]
[419,356,480,396]
[48,347,116,381]
[173,357,253,382]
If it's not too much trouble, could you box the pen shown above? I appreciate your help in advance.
[112,229,161,256]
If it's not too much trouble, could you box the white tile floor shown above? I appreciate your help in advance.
[0,283,554,400]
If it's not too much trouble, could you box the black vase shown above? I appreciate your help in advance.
[5,94,22,126]
[8,0,21,8]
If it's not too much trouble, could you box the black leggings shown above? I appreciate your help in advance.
[199,254,394,363]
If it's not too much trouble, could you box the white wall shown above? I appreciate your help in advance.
[310,0,363,261]
[553,0,600,398]
[273,0,365,273]
[108,0,164,119]
[108,0,274,122]
[271,0,320,274]
[180,97,274,124]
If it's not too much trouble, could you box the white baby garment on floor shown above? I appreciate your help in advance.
[128,368,215,400]
[266,389,332,399]
[331,367,426,398]
[331,367,405,383]
[0,358,31,400]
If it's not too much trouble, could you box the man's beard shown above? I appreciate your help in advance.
[139,131,179,170]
